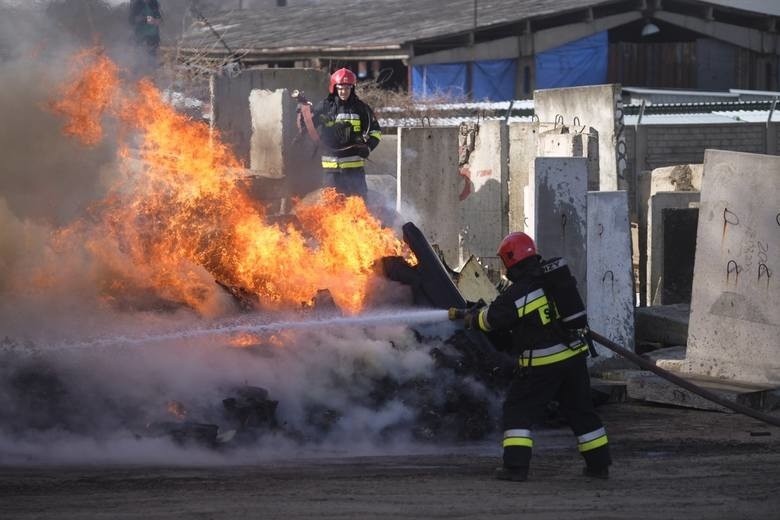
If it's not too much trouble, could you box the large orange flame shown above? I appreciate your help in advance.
[48,50,412,315]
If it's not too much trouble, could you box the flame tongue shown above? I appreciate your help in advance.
[48,50,411,315]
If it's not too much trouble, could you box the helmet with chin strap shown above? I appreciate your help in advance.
[497,232,537,269]
[329,68,357,94]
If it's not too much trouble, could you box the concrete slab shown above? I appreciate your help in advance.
[396,127,461,267]
[587,191,635,355]
[364,133,397,178]
[457,121,508,266]
[212,68,328,170]
[626,372,734,412]
[534,84,626,191]
[657,150,780,387]
[507,122,540,234]
[635,303,690,346]
[538,126,599,190]
[532,157,588,295]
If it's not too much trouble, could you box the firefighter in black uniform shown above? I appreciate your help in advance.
[451,231,611,482]
[312,68,382,199]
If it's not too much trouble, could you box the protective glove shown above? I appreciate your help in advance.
[463,310,478,330]
[354,143,370,158]
[447,307,479,329]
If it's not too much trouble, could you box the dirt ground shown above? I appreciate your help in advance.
[1,402,779,520]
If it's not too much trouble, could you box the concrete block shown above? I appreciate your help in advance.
[656,150,780,387]
[626,372,733,412]
[249,89,291,178]
[650,164,703,193]
[587,191,635,354]
[397,126,461,267]
[212,68,328,168]
[457,121,509,264]
[647,192,700,305]
[534,84,626,191]
[507,122,540,234]
[537,127,599,190]
[635,303,690,346]
[364,133,397,178]
[532,157,588,295]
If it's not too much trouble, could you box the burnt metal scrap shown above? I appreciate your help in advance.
[383,222,515,384]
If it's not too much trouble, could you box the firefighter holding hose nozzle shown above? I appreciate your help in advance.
[449,232,611,482]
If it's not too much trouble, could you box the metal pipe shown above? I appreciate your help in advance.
[588,330,780,428]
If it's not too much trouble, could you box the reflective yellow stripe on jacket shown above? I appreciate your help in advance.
[321,155,365,169]
[519,341,588,367]
[515,288,552,324]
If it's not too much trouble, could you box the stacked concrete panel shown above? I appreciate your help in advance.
[457,120,508,268]
[657,150,780,387]
[532,157,588,295]
[397,127,461,267]
[212,68,328,166]
[537,126,599,190]
[534,84,626,191]
[507,122,540,234]
[248,89,293,179]
[587,191,635,355]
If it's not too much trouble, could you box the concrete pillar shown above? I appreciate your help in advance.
[657,150,780,387]
[587,191,635,355]
[646,192,700,305]
[533,157,588,296]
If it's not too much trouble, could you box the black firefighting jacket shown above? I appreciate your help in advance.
[473,266,588,367]
[312,92,381,171]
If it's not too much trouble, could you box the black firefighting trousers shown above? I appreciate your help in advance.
[502,352,611,471]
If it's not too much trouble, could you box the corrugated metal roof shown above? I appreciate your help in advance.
[178,0,606,55]
[179,0,779,57]
[624,113,747,125]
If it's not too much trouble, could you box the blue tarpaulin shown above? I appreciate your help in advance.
[472,59,517,101]
[536,31,608,89]
[411,63,467,99]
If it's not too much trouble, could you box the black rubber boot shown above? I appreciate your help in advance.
[495,466,528,482]
[582,465,610,479]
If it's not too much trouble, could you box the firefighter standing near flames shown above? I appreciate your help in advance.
[312,68,381,199]
[450,232,611,482]
[129,0,162,60]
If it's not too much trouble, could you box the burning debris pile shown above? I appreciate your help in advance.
[0,49,506,462]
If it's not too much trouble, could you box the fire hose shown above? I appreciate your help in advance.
[447,308,780,428]
[587,330,780,428]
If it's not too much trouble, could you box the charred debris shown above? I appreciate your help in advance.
[0,222,581,450]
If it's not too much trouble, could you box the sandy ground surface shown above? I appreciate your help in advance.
[1,402,779,519]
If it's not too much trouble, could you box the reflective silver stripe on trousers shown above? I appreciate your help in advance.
[504,429,532,439]
[578,427,607,444]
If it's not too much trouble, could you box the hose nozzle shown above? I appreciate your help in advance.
[448,307,466,320]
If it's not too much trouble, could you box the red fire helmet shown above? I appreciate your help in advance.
[497,232,537,269]
[329,68,357,94]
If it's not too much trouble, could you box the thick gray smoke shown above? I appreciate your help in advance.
[0,3,501,465]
